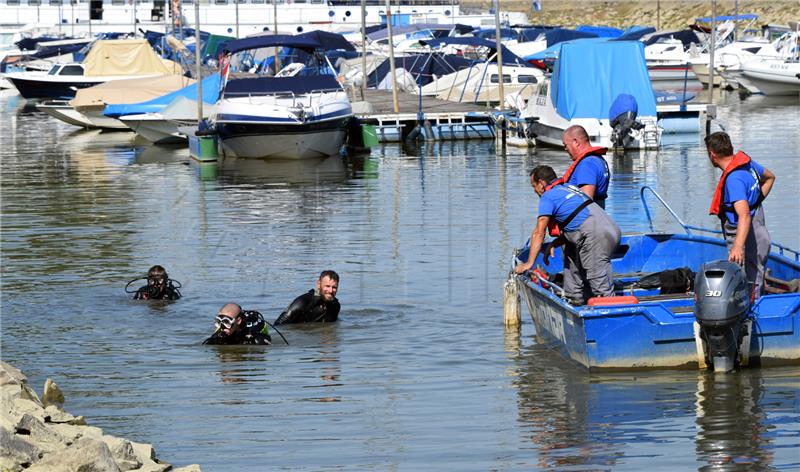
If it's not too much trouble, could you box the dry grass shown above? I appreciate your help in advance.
[462,1,800,29]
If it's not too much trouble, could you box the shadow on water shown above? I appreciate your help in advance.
[511,340,796,470]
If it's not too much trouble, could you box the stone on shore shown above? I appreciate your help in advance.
[0,361,202,471]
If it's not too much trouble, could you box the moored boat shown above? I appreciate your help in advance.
[512,187,800,371]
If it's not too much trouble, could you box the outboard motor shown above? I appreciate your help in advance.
[694,260,751,372]
[609,93,644,149]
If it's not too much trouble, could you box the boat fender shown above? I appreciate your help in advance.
[587,295,639,306]
[531,268,550,289]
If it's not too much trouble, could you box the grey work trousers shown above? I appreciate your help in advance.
[722,206,770,298]
[562,204,622,304]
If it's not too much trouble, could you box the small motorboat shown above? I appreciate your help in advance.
[511,187,800,372]
[740,58,800,96]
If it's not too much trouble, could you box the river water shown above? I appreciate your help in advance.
[1,88,799,471]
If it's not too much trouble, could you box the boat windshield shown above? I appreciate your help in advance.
[47,64,61,75]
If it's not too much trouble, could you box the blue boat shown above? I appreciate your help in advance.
[512,187,800,371]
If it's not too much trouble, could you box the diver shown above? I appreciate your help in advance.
[274,270,340,325]
[127,265,182,300]
[203,303,273,345]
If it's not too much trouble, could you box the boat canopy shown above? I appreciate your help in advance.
[365,53,477,88]
[104,74,220,118]
[545,28,599,47]
[297,31,356,52]
[575,25,624,38]
[518,28,550,43]
[612,26,657,42]
[420,37,530,65]
[643,29,701,47]
[221,35,323,55]
[69,74,195,110]
[223,75,341,97]
[549,40,656,120]
[473,28,518,40]
[82,39,183,76]
[366,24,454,41]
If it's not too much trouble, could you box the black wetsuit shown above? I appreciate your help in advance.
[274,290,340,325]
[133,284,181,300]
[203,311,272,345]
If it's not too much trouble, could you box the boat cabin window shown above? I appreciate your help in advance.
[214,0,227,4]
[490,74,512,84]
[518,75,537,84]
[59,65,85,76]
[28,0,41,5]
[6,0,21,4]
[664,46,677,52]
[49,0,62,5]
[47,65,61,76]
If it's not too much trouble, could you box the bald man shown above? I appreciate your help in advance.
[560,125,611,209]
[203,303,272,345]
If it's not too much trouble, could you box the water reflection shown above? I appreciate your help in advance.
[217,155,349,185]
[513,343,796,469]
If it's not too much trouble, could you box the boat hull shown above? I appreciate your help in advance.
[121,114,187,144]
[216,116,351,160]
[36,101,95,128]
[515,233,800,371]
[6,75,103,99]
[741,61,800,96]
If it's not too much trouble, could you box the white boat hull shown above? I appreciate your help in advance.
[36,101,95,128]
[121,114,186,144]
[741,60,800,96]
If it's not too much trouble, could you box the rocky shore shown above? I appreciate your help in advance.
[0,361,200,472]
[463,0,800,30]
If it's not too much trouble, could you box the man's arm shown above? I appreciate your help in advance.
[760,167,775,199]
[729,200,751,265]
[515,216,550,274]
[274,292,312,325]
[578,184,596,200]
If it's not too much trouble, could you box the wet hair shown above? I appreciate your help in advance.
[704,131,733,156]
[319,270,339,283]
[148,265,167,278]
[530,165,558,184]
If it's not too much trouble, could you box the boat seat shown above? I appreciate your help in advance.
[635,292,694,302]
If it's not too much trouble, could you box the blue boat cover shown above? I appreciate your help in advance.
[103,75,221,118]
[546,28,598,47]
[298,31,356,51]
[474,28,518,40]
[420,37,530,66]
[576,25,624,38]
[518,27,550,43]
[366,54,477,88]
[550,40,656,120]
[223,75,341,96]
[524,37,607,61]
[695,13,758,22]
[31,40,92,59]
[612,26,656,42]
[221,35,323,54]
[644,29,701,47]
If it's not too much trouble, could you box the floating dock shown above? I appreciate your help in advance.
[352,89,496,143]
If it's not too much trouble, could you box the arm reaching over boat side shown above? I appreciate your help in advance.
[759,166,775,199]
[515,216,550,274]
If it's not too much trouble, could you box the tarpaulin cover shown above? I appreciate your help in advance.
[221,35,323,55]
[366,54,477,88]
[575,25,624,38]
[298,31,356,51]
[545,29,598,47]
[549,40,656,120]
[82,39,183,76]
[518,28,550,43]
[643,29,701,47]
[474,28,518,40]
[612,26,656,42]
[420,37,529,65]
[31,39,92,59]
[70,74,194,110]
[104,74,220,118]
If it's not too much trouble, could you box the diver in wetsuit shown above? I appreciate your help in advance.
[274,270,340,325]
[203,303,272,345]
[133,265,182,300]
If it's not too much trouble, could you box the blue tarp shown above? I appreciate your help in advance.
[545,28,598,47]
[103,75,221,118]
[221,35,323,54]
[549,40,656,120]
[518,27,550,43]
[576,25,624,38]
[524,37,608,61]
[612,26,657,42]
[298,31,356,51]
[474,28,518,40]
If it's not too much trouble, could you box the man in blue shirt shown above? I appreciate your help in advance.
[515,165,621,305]
[562,125,611,208]
[706,132,775,298]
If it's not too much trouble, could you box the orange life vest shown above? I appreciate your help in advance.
[709,151,761,222]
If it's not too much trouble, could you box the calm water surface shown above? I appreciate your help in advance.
[1,89,799,470]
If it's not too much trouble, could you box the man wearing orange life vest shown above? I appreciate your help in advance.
[515,165,621,306]
[705,131,775,298]
[562,125,611,209]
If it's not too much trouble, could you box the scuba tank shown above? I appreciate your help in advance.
[694,260,751,373]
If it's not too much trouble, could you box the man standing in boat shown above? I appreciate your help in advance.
[515,165,621,306]
[274,271,340,325]
[705,131,775,298]
[561,125,611,209]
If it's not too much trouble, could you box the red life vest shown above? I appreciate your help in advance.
[709,151,760,221]
[543,180,593,237]
[561,145,608,183]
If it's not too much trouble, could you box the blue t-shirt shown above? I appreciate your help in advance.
[567,155,609,207]
[538,184,591,232]
[723,162,762,226]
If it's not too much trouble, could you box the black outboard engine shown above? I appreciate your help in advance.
[694,260,751,372]
[608,93,644,149]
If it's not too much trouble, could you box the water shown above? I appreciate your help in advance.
[1,89,799,471]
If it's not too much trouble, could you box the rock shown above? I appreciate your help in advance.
[101,436,143,471]
[173,465,203,472]
[0,362,27,386]
[0,426,42,469]
[44,405,86,425]
[5,397,47,424]
[42,378,65,409]
[15,413,69,452]
[27,437,121,472]
[133,459,171,472]
[48,422,104,443]
[131,441,156,462]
